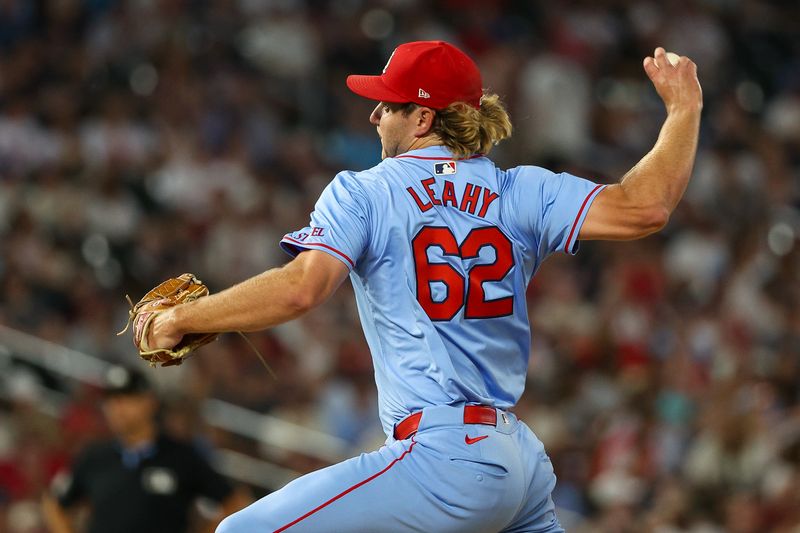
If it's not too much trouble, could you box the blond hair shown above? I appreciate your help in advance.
[388,93,513,159]
[432,93,512,159]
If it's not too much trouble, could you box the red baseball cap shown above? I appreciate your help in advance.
[346,41,483,110]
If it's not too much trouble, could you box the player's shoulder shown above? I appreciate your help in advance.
[361,155,405,179]
[502,164,557,181]
[332,166,382,186]
[498,164,559,191]
[330,163,392,197]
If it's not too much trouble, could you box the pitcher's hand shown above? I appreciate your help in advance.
[145,309,184,352]
[643,47,703,115]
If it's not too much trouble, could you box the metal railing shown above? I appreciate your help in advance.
[0,324,351,490]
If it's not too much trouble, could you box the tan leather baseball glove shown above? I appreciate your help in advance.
[118,273,218,367]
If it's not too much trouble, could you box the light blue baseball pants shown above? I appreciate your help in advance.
[216,404,564,532]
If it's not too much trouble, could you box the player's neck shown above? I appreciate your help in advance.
[402,134,443,154]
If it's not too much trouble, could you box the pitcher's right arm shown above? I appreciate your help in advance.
[579,47,703,241]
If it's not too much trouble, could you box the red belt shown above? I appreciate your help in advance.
[393,405,497,440]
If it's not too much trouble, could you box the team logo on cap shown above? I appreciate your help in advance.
[434,161,457,175]
[418,88,430,99]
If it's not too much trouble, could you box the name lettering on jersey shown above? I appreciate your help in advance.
[422,178,441,206]
[441,180,457,207]
[311,227,326,237]
[406,178,500,218]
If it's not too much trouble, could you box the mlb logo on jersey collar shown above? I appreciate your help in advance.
[434,161,457,175]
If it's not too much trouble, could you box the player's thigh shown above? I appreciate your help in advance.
[500,423,564,533]
[217,434,517,533]
[501,494,564,533]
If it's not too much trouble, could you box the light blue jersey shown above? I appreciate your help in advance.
[219,145,605,533]
[281,145,605,437]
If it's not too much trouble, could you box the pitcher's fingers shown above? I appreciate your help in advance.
[643,56,660,80]
[654,47,673,69]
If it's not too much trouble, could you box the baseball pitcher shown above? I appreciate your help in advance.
[141,41,702,532]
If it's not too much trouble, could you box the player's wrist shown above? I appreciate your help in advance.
[665,99,703,117]
[164,306,187,337]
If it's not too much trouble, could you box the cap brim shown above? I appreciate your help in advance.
[346,75,410,104]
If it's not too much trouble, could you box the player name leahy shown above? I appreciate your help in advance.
[406,177,500,218]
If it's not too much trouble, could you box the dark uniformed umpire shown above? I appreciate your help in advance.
[42,366,249,533]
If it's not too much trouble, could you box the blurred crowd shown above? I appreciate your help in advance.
[0,0,799,531]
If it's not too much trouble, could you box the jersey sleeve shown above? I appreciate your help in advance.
[503,166,605,256]
[280,171,371,271]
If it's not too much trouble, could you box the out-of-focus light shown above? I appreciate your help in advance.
[82,234,109,267]
[96,259,122,289]
[361,9,394,40]
[736,80,764,113]
[331,0,360,18]
[130,63,159,96]
[596,78,642,111]
[7,500,42,531]
[767,222,794,256]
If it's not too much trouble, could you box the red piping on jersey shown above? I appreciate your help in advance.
[564,184,605,253]
[394,153,484,161]
[282,236,355,268]
[274,438,418,532]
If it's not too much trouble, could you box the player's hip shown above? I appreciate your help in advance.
[392,404,559,531]
[400,407,563,533]
[390,404,543,491]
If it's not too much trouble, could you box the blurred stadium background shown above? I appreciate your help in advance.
[1,0,799,531]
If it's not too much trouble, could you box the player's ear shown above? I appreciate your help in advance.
[415,107,436,136]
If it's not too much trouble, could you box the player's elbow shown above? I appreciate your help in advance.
[280,260,326,314]
[286,286,318,315]
[632,205,670,238]
[586,185,671,241]
[282,251,348,314]
[613,205,670,240]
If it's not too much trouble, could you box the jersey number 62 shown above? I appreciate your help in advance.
[412,226,514,321]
